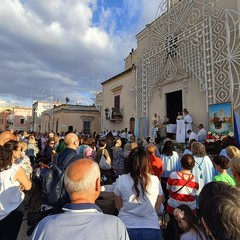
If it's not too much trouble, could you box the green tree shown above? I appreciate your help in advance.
[65,97,70,104]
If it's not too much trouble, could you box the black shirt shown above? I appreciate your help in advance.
[57,148,81,168]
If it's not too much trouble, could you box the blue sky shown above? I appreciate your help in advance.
[0,0,161,107]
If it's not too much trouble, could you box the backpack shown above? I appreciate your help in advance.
[41,152,76,210]
[26,148,34,157]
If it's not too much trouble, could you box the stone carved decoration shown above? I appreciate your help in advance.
[94,92,102,112]
[157,86,163,98]
[129,65,138,117]
[183,79,188,93]
[130,0,240,117]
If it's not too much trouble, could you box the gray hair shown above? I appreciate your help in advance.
[191,142,206,157]
[64,161,100,194]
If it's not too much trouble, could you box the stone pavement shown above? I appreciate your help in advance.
[17,184,42,240]
[17,212,29,240]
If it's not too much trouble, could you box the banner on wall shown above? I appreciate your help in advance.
[234,110,240,146]
[208,102,233,135]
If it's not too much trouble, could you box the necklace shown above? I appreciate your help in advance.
[195,157,204,179]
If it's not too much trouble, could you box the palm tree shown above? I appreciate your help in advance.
[65,97,70,104]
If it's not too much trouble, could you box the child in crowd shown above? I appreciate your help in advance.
[174,204,208,240]
[212,155,237,186]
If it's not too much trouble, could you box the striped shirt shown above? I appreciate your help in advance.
[166,171,199,214]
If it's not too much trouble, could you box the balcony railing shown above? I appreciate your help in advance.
[105,108,123,122]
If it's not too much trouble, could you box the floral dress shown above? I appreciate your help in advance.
[112,146,125,175]
[84,146,96,160]
[16,152,33,179]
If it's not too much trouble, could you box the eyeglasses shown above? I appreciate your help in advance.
[49,142,55,145]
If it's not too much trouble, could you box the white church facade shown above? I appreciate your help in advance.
[101,0,240,142]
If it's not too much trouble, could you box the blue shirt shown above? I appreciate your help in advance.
[30,203,129,240]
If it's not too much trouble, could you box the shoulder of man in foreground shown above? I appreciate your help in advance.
[30,211,130,240]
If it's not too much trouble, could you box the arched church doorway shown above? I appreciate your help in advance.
[129,117,135,134]
[166,90,182,124]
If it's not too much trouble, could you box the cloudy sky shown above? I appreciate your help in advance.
[0,0,162,107]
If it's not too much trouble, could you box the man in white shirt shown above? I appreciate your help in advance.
[112,130,118,137]
[183,109,193,141]
[197,124,207,143]
[187,130,198,142]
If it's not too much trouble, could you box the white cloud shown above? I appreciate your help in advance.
[0,0,160,107]
[0,99,10,107]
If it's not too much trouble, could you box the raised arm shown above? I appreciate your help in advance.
[114,194,123,211]
[14,166,32,190]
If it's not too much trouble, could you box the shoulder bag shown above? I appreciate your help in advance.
[99,149,111,170]
[163,174,194,209]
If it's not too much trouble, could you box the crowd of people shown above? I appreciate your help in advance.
[0,128,239,240]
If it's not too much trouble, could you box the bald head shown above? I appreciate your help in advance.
[0,131,17,146]
[64,159,101,203]
[64,133,79,150]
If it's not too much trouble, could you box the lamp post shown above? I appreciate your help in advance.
[92,59,99,93]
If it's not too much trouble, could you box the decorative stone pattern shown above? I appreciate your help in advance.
[131,0,240,117]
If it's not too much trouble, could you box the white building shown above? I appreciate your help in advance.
[32,101,60,132]
[101,0,240,141]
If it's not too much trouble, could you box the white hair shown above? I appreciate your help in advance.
[64,161,100,194]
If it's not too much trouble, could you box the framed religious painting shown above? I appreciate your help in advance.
[208,102,233,135]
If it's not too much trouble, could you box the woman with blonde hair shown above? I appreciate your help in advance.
[230,156,240,187]
[27,135,39,166]
[17,141,33,179]
[226,145,240,159]
[112,138,125,175]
